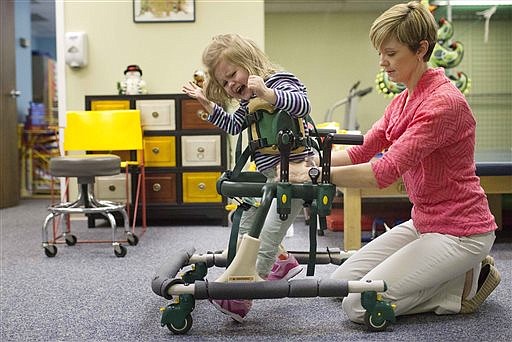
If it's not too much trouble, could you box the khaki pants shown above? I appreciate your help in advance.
[331,220,495,323]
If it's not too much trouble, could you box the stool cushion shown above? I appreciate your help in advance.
[50,154,121,178]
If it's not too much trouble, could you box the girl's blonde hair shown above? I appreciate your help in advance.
[369,1,438,61]
[202,33,280,107]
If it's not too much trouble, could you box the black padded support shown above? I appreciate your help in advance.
[193,278,350,300]
[307,206,317,276]
[151,246,196,298]
[317,279,350,297]
[288,248,348,265]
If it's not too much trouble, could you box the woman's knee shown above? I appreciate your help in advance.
[341,293,365,324]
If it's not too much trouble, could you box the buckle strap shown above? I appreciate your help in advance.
[245,111,263,125]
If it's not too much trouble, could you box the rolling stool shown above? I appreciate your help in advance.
[42,154,138,258]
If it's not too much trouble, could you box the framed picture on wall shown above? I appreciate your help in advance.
[133,0,195,23]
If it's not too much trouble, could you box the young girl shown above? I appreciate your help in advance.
[182,33,313,322]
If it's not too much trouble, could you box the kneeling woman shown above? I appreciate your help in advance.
[292,1,500,323]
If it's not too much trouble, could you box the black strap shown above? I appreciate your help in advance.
[305,114,323,166]
[231,146,253,180]
[307,203,318,276]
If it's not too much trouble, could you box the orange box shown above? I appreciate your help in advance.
[326,208,374,232]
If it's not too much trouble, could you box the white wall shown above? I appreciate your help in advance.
[63,0,265,111]
[266,9,512,152]
[61,1,511,149]
[266,11,392,132]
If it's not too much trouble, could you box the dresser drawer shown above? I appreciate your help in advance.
[181,99,218,130]
[90,150,134,162]
[136,99,176,130]
[182,172,222,203]
[143,136,176,167]
[95,174,131,203]
[181,135,221,166]
[145,173,177,204]
[90,100,131,111]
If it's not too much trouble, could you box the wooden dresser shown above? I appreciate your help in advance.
[85,94,228,226]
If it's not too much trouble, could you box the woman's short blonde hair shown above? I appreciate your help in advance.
[369,1,438,61]
[202,33,280,107]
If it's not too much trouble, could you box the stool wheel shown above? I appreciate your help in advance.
[65,234,77,246]
[127,233,139,246]
[44,245,58,257]
[114,244,127,257]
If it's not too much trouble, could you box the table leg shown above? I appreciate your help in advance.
[487,194,503,229]
[342,187,362,251]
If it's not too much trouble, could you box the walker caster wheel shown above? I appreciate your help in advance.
[364,311,390,332]
[161,294,195,335]
[65,234,77,246]
[127,233,139,246]
[114,244,127,257]
[44,245,58,257]
[166,314,193,335]
[361,291,395,331]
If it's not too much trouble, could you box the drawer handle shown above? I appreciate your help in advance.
[197,182,206,190]
[152,183,161,192]
[197,147,205,153]
[197,110,208,121]
[152,111,159,118]
[152,147,160,154]
[108,185,116,192]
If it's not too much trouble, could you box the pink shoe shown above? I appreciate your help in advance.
[211,299,252,323]
[266,254,303,281]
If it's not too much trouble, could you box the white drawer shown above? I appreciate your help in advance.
[181,135,221,166]
[136,99,176,130]
[94,174,131,203]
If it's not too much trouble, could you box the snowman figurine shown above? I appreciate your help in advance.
[120,64,147,95]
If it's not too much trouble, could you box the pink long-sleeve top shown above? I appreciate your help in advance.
[347,68,496,236]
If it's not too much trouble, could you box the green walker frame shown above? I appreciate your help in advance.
[151,126,396,334]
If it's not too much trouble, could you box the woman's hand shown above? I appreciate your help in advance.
[182,81,214,113]
[247,75,276,105]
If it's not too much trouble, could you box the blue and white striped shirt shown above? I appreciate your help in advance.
[208,72,312,172]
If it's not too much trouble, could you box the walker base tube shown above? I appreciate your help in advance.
[288,248,356,265]
[162,279,386,300]
[185,247,353,270]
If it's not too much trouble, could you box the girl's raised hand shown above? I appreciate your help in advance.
[247,75,276,105]
[182,81,213,113]
[182,81,204,100]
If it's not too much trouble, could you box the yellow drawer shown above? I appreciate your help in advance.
[136,99,176,130]
[90,100,131,111]
[95,174,131,203]
[143,136,176,167]
[182,172,222,203]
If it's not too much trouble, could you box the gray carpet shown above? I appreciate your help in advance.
[1,198,511,341]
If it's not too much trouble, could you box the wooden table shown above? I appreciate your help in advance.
[340,151,512,251]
